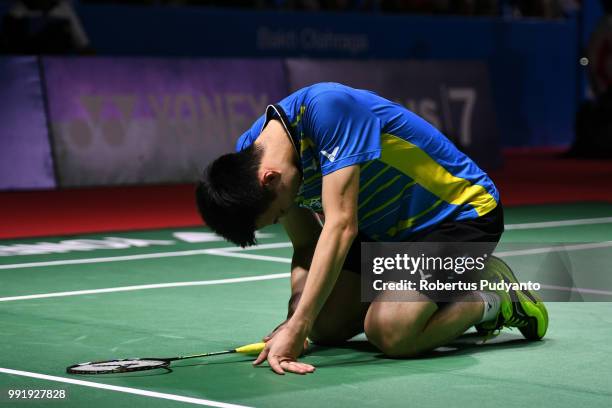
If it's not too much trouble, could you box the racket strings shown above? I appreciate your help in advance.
[68,359,169,374]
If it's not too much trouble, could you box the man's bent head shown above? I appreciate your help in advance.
[195,145,276,247]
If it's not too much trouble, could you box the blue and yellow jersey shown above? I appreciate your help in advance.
[236,82,499,241]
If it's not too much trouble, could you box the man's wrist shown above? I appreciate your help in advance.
[286,314,313,337]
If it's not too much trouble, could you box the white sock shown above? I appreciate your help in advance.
[476,291,501,324]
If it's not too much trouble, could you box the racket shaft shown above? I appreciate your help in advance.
[178,350,233,360]
[177,342,265,360]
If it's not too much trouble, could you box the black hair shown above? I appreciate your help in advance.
[195,145,275,247]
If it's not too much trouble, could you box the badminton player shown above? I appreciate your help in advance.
[195,82,548,375]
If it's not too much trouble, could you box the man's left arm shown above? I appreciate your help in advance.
[253,165,360,374]
[289,165,359,330]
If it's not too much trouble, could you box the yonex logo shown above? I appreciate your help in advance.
[321,147,339,162]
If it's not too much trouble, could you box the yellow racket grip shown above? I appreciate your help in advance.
[234,342,266,355]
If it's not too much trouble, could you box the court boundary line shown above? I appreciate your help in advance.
[4,240,612,271]
[2,215,612,270]
[504,216,612,230]
[0,367,252,408]
[0,273,290,302]
[2,242,612,302]
[495,241,612,257]
[0,242,293,270]
[540,284,612,296]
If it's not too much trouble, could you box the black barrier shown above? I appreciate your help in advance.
[287,59,501,171]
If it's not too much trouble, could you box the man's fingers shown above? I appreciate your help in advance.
[280,361,315,375]
[252,347,269,366]
[281,361,306,375]
[268,355,285,375]
[255,351,315,375]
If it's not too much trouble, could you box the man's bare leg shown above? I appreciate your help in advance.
[308,268,370,345]
[365,291,484,357]
[308,273,486,354]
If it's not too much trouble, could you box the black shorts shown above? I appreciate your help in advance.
[343,203,505,301]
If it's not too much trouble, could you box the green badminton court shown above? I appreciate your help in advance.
[1,202,612,408]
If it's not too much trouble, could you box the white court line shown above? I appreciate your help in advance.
[1,216,611,270]
[540,284,612,296]
[0,242,293,270]
[505,216,612,230]
[209,242,612,263]
[0,272,290,302]
[496,241,612,257]
[204,249,291,264]
[0,367,251,408]
[2,241,612,303]
[216,242,293,252]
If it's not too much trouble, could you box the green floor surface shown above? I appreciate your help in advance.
[1,202,611,407]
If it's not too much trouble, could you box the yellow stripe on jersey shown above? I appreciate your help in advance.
[359,165,390,193]
[361,180,416,222]
[301,136,315,154]
[358,174,402,210]
[379,133,497,217]
[387,199,443,236]
[360,160,375,174]
[292,105,306,128]
[303,172,320,185]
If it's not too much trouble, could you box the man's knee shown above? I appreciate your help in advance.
[364,315,420,357]
[364,302,435,357]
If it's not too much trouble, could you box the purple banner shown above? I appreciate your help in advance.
[287,59,501,170]
[0,57,55,190]
[43,57,286,187]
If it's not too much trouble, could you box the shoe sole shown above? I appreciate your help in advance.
[491,256,549,340]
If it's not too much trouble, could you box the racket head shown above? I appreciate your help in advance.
[67,358,171,374]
